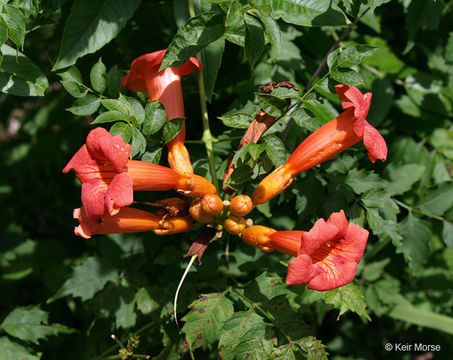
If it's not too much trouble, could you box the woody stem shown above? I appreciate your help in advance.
[188,0,220,192]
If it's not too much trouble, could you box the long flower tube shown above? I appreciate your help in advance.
[240,210,368,291]
[63,128,216,223]
[73,206,192,239]
[121,49,202,175]
[252,84,388,205]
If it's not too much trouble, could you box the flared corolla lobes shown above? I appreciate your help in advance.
[334,84,387,163]
[286,210,369,291]
[63,128,134,222]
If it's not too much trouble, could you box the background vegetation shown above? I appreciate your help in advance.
[1,0,453,359]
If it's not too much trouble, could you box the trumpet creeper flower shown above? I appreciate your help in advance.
[73,207,192,239]
[63,128,216,223]
[286,210,368,291]
[252,84,387,205]
[121,49,202,175]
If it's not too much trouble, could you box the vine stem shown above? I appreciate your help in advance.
[188,0,220,191]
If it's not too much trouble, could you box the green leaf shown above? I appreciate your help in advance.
[90,57,107,94]
[330,68,363,86]
[244,13,264,68]
[161,11,225,69]
[67,94,100,116]
[182,293,234,350]
[141,146,162,164]
[218,311,271,359]
[362,258,391,282]
[247,9,281,53]
[48,256,118,302]
[1,306,75,344]
[57,66,87,98]
[252,0,349,27]
[303,280,371,320]
[446,32,453,64]
[106,65,123,98]
[218,113,253,129]
[389,304,453,335]
[201,36,225,102]
[294,337,329,360]
[403,0,443,54]
[142,101,166,135]
[161,118,184,143]
[417,182,453,217]
[366,208,406,257]
[130,127,146,158]
[399,214,431,270]
[263,135,287,167]
[0,337,40,360]
[53,0,142,70]
[0,4,26,47]
[346,170,387,195]
[224,1,246,46]
[336,45,377,68]
[0,43,48,96]
[302,98,338,125]
[443,221,453,250]
[229,166,254,186]
[290,107,319,132]
[256,93,287,117]
[92,110,129,124]
[234,142,266,166]
[135,287,159,315]
[110,121,134,143]
[383,163,425,196]
[367,0,392,11]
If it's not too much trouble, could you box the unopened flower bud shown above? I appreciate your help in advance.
[201,194,223,215]
[241,225,276,252]
[230,195,253,216]
[189,199,215,223]
[224,215,246,235]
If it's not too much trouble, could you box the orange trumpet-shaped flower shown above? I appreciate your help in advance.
[286,210,368,291]
[73,206,192,239]
[63,128,216,223]
[252,84,387,205]
[121,49,202,175]
[240,210,368,291]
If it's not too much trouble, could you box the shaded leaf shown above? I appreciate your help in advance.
[0,43,48,96]
[201,36,225,102]
[399,214,431,270]
[0,4,26,47]
[1,306,75,344]
[417,182,453,217]
[263,135,287,167]
[244,13,264,68]
[161,118,184,143]
[57,66,87,98]
[53,0,142,70]
[0,337,40,360]
[142,101,166,135]
[90,57,107,94]
[218,113,253,129]
[161,11,225,69]
[48,256,118,302]
[92,110,129,124]
[67,94,100,116]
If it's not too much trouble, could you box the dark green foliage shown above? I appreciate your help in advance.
[1,0,453,359]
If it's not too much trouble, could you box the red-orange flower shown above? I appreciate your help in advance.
[252,84,387,205]
[63,127,133,222]
[286,210,368,291]
[63,128,216,223]
[73,206,192,239]
[121,49,202,175]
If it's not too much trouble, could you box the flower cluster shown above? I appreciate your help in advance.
[64,49,387,292]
